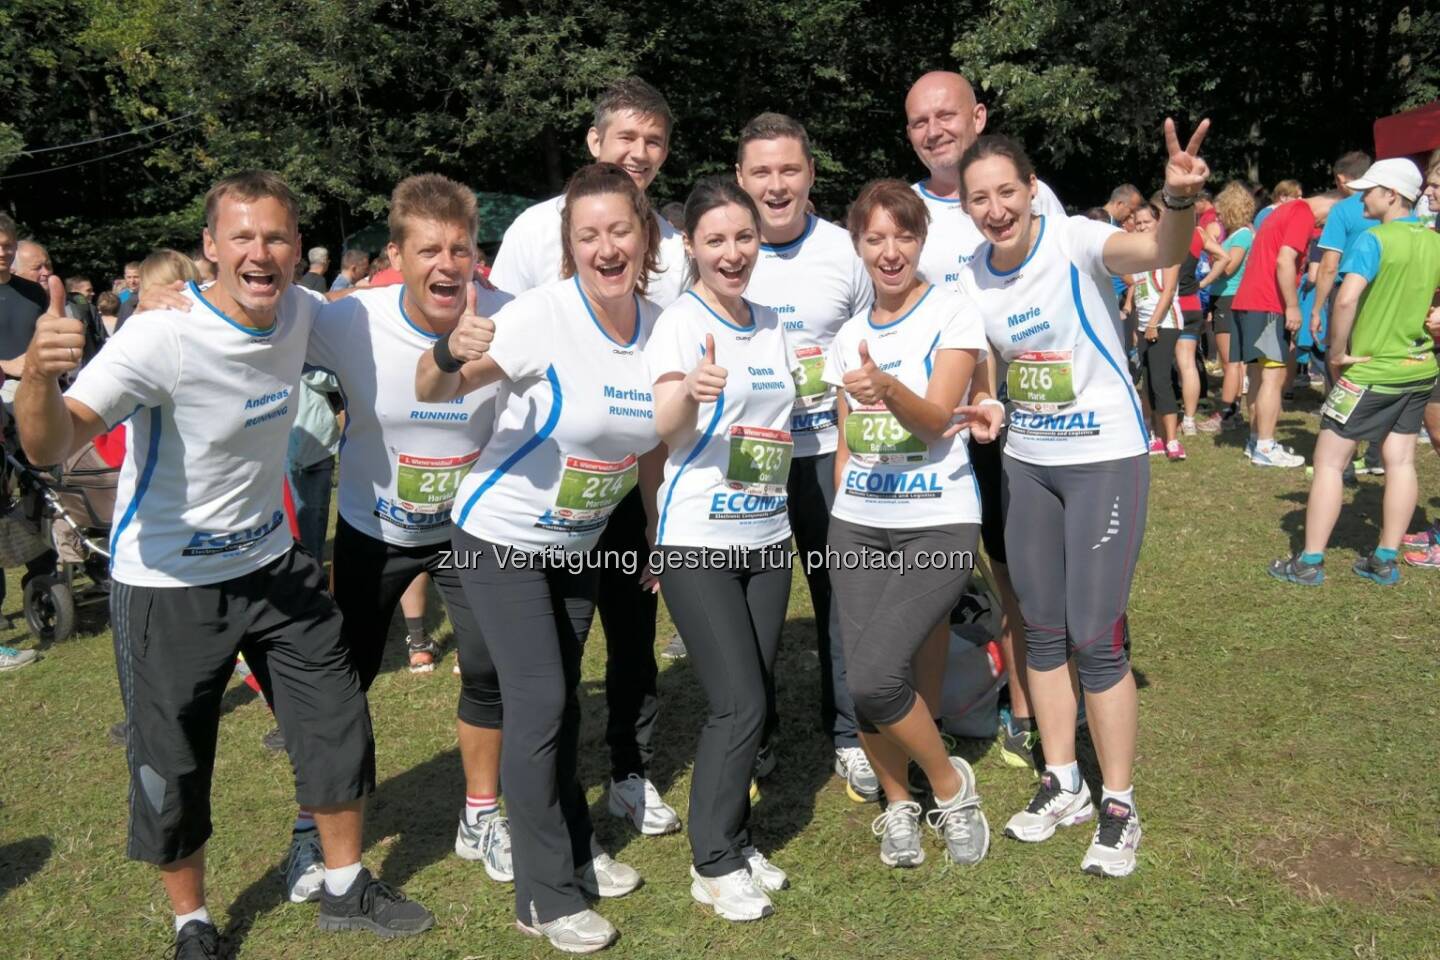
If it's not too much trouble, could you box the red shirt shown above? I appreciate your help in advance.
[1232,199,1315,314]
[368,268,403,287]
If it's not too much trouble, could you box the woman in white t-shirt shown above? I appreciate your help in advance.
[821,180,992,871]
[645,178,795,923]
[1128,202,1187,459]
[953,122,1211,879]
[414,163,662,955]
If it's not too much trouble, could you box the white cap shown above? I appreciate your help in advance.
[1348,158,1423,202]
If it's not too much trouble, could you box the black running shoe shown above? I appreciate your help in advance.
[317,867,434,938]
[173,920,221,959]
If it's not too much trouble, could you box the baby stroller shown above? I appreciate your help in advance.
[0,437,118,644]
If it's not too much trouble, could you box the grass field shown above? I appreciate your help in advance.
[3,388,1439,959]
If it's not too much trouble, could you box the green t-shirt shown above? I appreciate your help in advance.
[1341,218,1440,387]
[1217,226,1253,298]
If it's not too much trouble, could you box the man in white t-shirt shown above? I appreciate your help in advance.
[733,111,877,800]
[488,77,684,834]
[15,171,433,956]
[903,70,1067,772]
[490,76,686,308]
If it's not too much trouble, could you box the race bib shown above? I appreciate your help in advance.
[726,426,793,496]
[792,346,830,406]
[845,407,927,465]
[395,450,479,514]
[1322,378,1365,425]
[1006,350,1076,412]
[553,454,639,521]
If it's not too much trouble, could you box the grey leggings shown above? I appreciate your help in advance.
[1000,453,1149,693]
[828,519,979,732]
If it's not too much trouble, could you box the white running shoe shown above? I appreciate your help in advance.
[871,800,925,868]
[741,846,788,891]
[834,746,880,803]
[283,828,325,903]
[1251,443,1304,468]
[576,840,641,898]
[689,866,773,922]
[454,811,514,882]
[607,774,681,836]
[1081,797,1143,878]
[926,768,990,867]
[1004,771,1094,843]
[516,902,617,954]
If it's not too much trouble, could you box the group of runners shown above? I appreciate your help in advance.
[17,69,1222,957]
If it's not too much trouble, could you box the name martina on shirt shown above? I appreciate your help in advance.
[436,543,973,576]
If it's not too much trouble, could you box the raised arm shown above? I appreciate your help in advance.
[1102,119,1211,276]
[841,340,977,445]
[16,296,107,464]
[652,333,726,446]
[415,283,502,401]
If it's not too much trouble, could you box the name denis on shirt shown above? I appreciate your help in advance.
[182,510,286,556]
[604,384,653,419]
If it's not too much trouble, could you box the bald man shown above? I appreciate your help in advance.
[905,71,1067,289]
[902,70,1068,773]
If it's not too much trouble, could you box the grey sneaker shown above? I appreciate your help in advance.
[924,757,990,865]
[454,811,513,882]
[834,746,880,803]
[0,645,38,672]
[283,828,325,903]
[516,903,617,954]
[659,634,687,660]
[1267,553,1324,587]
[576,839,641,898]
[871,800,925,868]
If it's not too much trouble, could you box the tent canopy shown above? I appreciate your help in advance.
[1373,100,1440,160]
[343,190,535,254]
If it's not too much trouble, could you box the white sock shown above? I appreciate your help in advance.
[175,906,211,933]
[1258,438,1275,452]
[1046,761,1081,793]
[323,861,363,897]
[1102,785,1136,810]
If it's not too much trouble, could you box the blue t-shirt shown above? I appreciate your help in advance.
[1318,194,1379,257]
[1338,215,1423,283]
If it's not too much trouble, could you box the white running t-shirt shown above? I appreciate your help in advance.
[488,195,687,308]
[1130,269,1182,331]
[645,291,798,549]
[823,286,987,528]
[954,215,1148,466]
[745,214,873,458]
[913,178,1066,293]
[306,281,513,547]
[65,282,322,587]
[452,277,661,553]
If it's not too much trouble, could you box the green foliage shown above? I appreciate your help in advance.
[0,0,1433,280]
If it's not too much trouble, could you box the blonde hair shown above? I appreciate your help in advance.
[1426,147,1440,179]
[1271,179,1302,203]
[139,248,201,292]
[1214,181,1256,233]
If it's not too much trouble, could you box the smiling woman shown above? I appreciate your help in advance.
[412,161,667,954]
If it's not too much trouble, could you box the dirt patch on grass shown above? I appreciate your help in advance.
[1256,836,1440,907]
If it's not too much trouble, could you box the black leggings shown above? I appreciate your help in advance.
[659,543,791,877]
[595,488,659,780]
[1141,328,1181,417]
[331,517,500,727]
[451,528,599,925]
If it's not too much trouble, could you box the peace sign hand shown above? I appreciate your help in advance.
[1162,118,1211,199]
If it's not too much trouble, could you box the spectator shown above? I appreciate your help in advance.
[297,246,329,293]
[660,201,685,231]
[190,245,217,285]
[1083,206,1110,221]
[1196,189,1223,243]
[116,249,201,332]
[328,248,371,293]
[1103,183,1144,228]
[117,261,141,302]
[96,291,121,338]
[1231,191,1341,466]
[1255,179,1302,230]
[12,240,53,287]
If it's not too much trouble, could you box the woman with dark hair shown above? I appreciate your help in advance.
[823,179,991,870]
[415,161,662,954]
[954,121,1211,879]
[646,176,796,922]
[645,174,800,921]
[1129,202,1188,459]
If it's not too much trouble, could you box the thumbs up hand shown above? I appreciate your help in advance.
[842,339,890,406]
[685,333,728,403]
[449,281,495,362]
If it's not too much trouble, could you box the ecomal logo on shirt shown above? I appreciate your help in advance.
[181,510,287,556]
